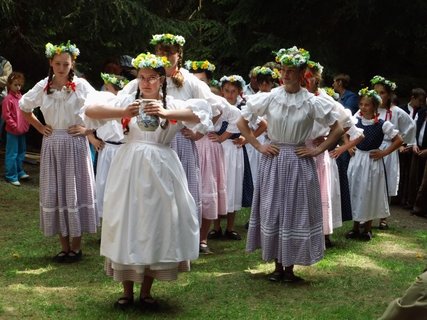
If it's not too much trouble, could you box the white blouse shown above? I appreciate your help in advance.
[377,106,416,145]
[310,88,362,141]
[242,87,337,144]
[19,77,95,129]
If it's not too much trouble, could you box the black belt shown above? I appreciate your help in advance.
[105,140,124,145]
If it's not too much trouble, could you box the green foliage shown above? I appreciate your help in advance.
[1,0,427,95]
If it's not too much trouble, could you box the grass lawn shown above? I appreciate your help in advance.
[0,158,426,319]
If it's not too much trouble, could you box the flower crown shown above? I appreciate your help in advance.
[370,75,397,91]
[274,46,310,67]
[150,34,186,47]
[100,73,129,90]
[210,79,220,88]
[131,52,171,70]
[219,75,246,89]
[307,60,324,74]
[252,66,281,79]
[184,60,216,72]
[45,41,80,60]
[323,87,339,100]
[358,87,382,104]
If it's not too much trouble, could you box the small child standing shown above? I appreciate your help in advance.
[2,72,29,186]
[346,88,403,240]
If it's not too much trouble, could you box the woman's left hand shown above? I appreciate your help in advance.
[144,101,168,118]
[181,128,203,141]
[233,136,246,147]
[68,124,87,136]
[369,149,385,160]
[295,146,320,158]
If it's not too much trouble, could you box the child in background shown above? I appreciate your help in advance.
[2,72,30,186]
[208,75,247,241]
[93,73,129,222]
[370,75,416,229]
[346,88,402,241]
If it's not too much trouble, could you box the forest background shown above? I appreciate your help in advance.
[1,0,426,98]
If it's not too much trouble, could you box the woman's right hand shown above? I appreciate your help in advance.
[123,101,140,118]
[40,124,53,137]
[256,144,280,156]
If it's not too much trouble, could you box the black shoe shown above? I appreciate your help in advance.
[268,271,284,282]
[66,250,82,263]
[53,251,68,263]
[325,237,333,248]
[360,231,373,241]
[283,272,304,283]
[378,221,389,230]
[345,230,360,239]
[245,221,249,230]
[114,296,134,311]
[140,296,160,311]
[224,230,242,240]
[207,228,223,240]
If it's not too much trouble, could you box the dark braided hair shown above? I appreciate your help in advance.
[45,67,54,94]
[45,55,76,95]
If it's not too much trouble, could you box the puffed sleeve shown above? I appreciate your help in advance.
[383,121,399,140]
[309,95,338,127]
[81,91,132,129]
[223,105,242,134]
[75,77,96,99]
[396,109,416,145]
[187,74,223,117]
[19,78,47,112]
[346,124,364,141]
[172,98,213,134]
[241,92,272,123]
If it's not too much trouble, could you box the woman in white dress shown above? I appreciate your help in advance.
[119,34,231,255]
[20,41,97,263]
[83,53,212,310]
[238,47,343,282]
[345,88,402,240]
[370,75,416,229]
[304,61,364,248]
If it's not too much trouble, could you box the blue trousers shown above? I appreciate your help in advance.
[5,132,27,182]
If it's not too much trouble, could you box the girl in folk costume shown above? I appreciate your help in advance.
[195,91,241,253]
[345,88,402,240]
[93,73,129,222]
[238,47,343,282]
[304,61,364,248]
[370,75,416,229]
[207,75,248,242]
[83,52,212,310]
[243,66,274,186]
[119,34,230,235]
[19,41,97,263]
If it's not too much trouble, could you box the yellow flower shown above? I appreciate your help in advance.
[201,61,209,69]
[192,61,198,70]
